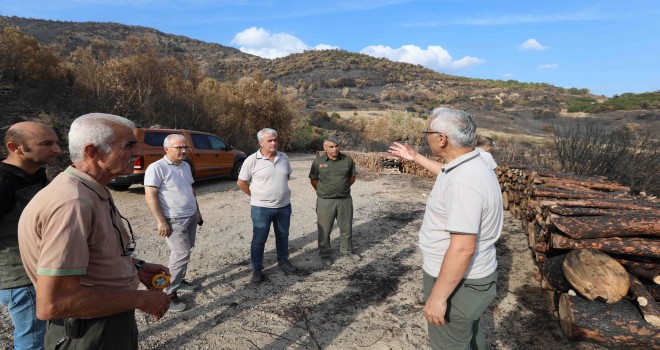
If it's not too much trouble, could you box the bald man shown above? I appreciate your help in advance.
[1,121,60,350]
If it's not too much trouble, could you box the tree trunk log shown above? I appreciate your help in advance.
[621,262,660,285]
[562,249,630,303]
[551,233,660,259]
[533,198,658,211]
[549,212,660,239]
[647,284,660,301]
[501,191,509,210]
[558,293,660,348]
[628,274,660,326]
[533,186,607,199]
[539,177,631,192]
[549,206,645,216]
[541,253,572,292]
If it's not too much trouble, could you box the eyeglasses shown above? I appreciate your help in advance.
[109,199,136,256]
[422,131,445,137]
[169,146,189,151]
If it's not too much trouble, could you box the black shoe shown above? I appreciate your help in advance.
[278,260,298,274]
[321,257,333,266]
[178,280,197,292]
[251,269,263,283]
[342,253,362,262]
[168,294,186,312]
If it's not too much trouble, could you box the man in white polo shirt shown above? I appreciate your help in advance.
[237,128,298,284]
[389,107,503,350]
[145,134,202,312]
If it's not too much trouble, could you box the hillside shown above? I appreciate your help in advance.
[1,15,658,142]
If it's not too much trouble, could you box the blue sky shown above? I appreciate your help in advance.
[2,1,658,97]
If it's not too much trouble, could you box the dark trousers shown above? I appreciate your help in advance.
[45,310,138,350]
[316,196,354,257]
[423,270,497,350]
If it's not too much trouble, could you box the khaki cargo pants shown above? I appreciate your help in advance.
[423,270,497,350]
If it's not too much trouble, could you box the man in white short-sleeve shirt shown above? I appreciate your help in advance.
[389,107,503,350]
[237,128,298,284]
[475,134,497,170]
[144,134,202,312]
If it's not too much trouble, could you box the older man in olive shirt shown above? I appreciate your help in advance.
[309,137,359,266]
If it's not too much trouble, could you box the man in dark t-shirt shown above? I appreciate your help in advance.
[0,121,60,350]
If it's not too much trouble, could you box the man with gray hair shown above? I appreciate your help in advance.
[144,133,202,312]
[237,128,298,284]
[389,107,503,350]
[309,136,359,266]
[18,113,171,349]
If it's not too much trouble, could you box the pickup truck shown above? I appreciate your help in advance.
[108,128,247,190]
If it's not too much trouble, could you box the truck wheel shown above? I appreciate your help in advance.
[231,160,243,180]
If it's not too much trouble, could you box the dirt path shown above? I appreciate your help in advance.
[1,153,604,349]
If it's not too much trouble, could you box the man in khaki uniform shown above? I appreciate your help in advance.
[309,136,359,266]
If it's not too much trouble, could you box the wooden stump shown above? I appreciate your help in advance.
[562,249,630,303]
[558,293,660,348]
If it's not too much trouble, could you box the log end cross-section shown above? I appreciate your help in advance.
[562,249,630,304]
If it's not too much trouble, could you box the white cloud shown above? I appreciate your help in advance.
[314,44,340,50]
[360,44,484,71]
[231,27,306,59]
[230,27,338,58]
[503,73,514,78]
[539,63,558,69]
[519,39,548,51]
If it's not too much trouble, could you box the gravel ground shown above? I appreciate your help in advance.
[1,153,605,349]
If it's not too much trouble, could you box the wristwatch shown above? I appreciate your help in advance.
[134,259,146,270]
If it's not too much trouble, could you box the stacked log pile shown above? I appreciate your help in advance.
[341,151,442,178]
[331,151,659,345]
[497,163,660,348]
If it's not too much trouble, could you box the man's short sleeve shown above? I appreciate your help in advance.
[37,200,91,276]
[285,155,293,175]
[444,183,483,235]
[237,154,254,182]
[349,158,358,177]
[309,159,319,179]
[143,162,163,187]
[0,179,14,219]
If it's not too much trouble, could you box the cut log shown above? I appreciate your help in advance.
[624,264,660,285]
[549,212,660,239]
[549,206,644,216]
[533,186,607,199]
[501,191,509,210]
[558,293,660,348]
[628,274,660,326]
[541,253,571,292]
[647,285,660,301]
[539,177,631,192]
[562,249,630,303]
[534,198,658,211]
[551,233,660,259]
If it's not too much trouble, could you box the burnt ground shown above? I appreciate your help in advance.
[1,153,607,349]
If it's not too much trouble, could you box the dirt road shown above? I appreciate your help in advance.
[1,153,603,349]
